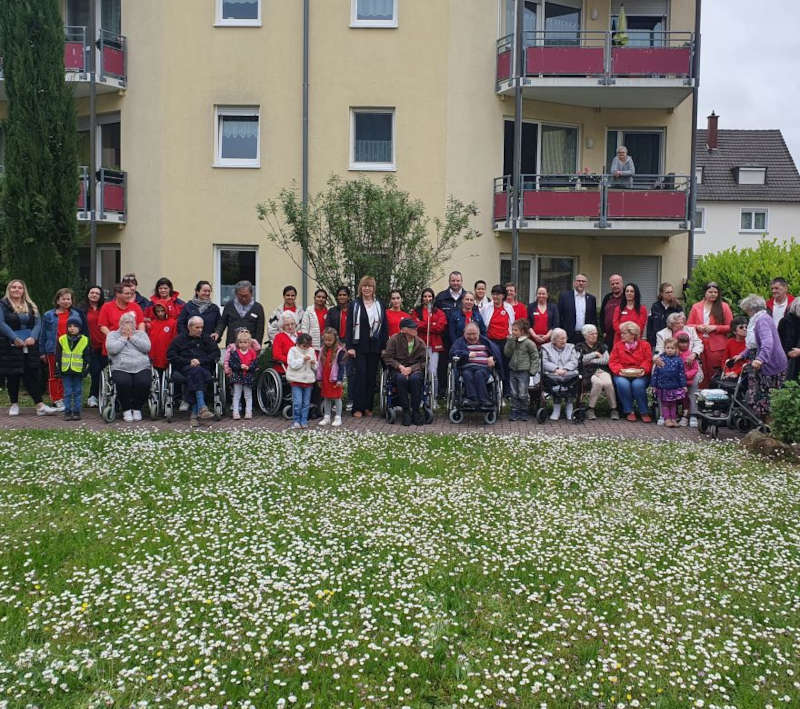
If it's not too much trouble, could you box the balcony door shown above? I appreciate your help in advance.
[501,254,576,305]
[66,0,121,34]
[607,129,663,179]
[503,119,537,185]
[78,114,121,171]
[503,0,580,44]
[611,0,667,47]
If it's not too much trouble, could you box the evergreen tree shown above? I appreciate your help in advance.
[0,0,78,308]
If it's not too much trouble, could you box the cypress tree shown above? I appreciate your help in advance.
[0,0,78,308]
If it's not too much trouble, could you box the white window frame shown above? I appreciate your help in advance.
[350,107,396,172]
[740,208,768,233]
[214,106,261,169]
[502,116,581,175]
[214,244,260,306]
[350,0,398,28]
[737,167,766,185]
[215,0,262,27]
[694,206,705,232]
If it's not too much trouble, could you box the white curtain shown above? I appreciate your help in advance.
[355,140,391,163]
[357,0,394,20]
[222,117,259,140]
[541,125,577,174]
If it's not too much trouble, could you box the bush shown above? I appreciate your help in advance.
[770,380,800,444]
[686,239,800,314]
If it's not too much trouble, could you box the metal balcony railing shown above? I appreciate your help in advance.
[493,173,690,227]
[77,166,127,222]
[496,30,694,84]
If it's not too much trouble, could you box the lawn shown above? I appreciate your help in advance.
[0,430,798,708]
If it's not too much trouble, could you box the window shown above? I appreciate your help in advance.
[101,0,122,34]
[215,106,260,168]
[350,109,395,171]
[215,246,258,305]
[607,129,664,180]
[351,0,397,27]
[740,209,767,232]
[500,254,576,304]
[503,119,579,182]
[216,0,261,25]
[694,207,705,232]
[737,167,766,185]
[695,166,703,184]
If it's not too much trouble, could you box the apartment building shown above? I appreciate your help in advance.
[0,0,698,307]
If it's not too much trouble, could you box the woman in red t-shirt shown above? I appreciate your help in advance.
[412,288,447,400]
[612,283,648,338]
[527,286,559,347]
[78,285,106,408]
[385,289,410,337]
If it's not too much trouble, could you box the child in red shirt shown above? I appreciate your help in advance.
[722,316,749,379]
[148,304,177,371]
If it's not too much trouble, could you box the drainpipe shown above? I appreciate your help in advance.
[301,0,309,307]
[88,0,97,282]
[510,0,524,286]
[687,0,702,280]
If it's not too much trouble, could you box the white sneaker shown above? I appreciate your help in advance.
[9,404,19,417]
[332,415,342,427]
[565,402,574,420]
[678,416,689,427]
[179,401,190,412]
[123,410,134,422]
[318,415,331,427]
[689,415,698,428]
[657,417,665,426]
[87,396,99,408]
[54,400,65,411]
[232,411,241,420]
[36,404,58,416]
[549,403,562,421]
[132,410,142,421]
[290,422,302,429]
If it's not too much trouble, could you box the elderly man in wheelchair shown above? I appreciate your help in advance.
[166,315,221,426]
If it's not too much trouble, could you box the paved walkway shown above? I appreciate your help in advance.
[0,406,740,441]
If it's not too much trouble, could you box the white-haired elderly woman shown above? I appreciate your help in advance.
[609,321,653,422]
[733,294,788,418]
[778,297,800,382]
[541,327,580,420]
[576,324,619,420]
[271,310,298,375]
[106,311,152,422]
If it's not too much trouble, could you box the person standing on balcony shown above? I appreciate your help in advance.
[216,280,265,347]
[610,145,635,188]
[612,283,648,340]
[767,277,794,327]
[687,282,733,386]
[599,274,624,348]
[557,274,597,345]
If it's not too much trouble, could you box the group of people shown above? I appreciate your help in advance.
[0,269,795,428]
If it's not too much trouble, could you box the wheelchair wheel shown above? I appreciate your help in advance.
[386,407,396,424]
[698,417,709,434]
[424,407,434,424]
[378,368,388,415]
[164,401,174,423]
[101,402,116,424]
[484,409,497,425]
[536,407,548,424]
[256,368,283,416]
[709,424,719,439]
[148,370,161,420]
[449,408,463,424]
[281,404,293,420]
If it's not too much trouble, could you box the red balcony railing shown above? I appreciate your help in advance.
[493,173,690,227]
[77,166,127,223]
[496,30,694,84]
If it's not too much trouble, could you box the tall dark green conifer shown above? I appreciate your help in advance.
[0,0,78,307]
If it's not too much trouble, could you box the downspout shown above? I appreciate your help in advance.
[88,0,97,281]
[510,0,523,286]
[687,0,701,280]
[301,0,309,307]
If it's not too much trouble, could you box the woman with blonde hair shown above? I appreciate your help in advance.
[345,275,387,417]
[0,279,58,416]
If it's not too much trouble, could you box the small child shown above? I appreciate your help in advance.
[650,337,686,427]
[722,315,748,379]
[286,332,317,429]
[675,331,700,426]
[504,319,539,421]
[316,327,346,427]
[229,329,258,419]
[148,303,177,371]
[54,312,90,421]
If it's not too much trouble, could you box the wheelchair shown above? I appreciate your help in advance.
[535,369,584,423]
[99,365,161,424]
[162,361,226,422]
[446,357,503,425]
[378,366,434,424]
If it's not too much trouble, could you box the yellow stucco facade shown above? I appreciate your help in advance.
[2,0,698,308]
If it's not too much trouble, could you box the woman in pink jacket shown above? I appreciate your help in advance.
[687,282,733,386]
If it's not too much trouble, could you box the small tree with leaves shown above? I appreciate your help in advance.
[257,175,479,303]
[0,0,79,308]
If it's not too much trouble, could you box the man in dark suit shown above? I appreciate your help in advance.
[557,273,597,344]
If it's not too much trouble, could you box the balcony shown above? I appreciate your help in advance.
[493,173,690,236]
[0,26,126,100]
[496,31,694,109]
[78,166,127,224]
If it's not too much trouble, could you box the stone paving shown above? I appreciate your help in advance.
[0,405,741,441]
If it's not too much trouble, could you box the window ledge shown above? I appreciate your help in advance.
[350,20,398,28]
[214,20,262,27]
[214,161,261,169]
[739,229,768,234]
[349,162,396,172]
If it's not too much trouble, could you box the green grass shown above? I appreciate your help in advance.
[0,430,798,708]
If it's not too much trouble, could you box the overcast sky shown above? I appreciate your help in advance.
[698,1,800,164]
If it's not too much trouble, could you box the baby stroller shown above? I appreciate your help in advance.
[695,364,769,439]
[446,356,503,425]
[535,369,584,424]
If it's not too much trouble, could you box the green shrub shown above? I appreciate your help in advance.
[770,380,800,444]
[687,239,800,314]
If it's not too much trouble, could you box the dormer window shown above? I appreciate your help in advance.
[736,167,766,185]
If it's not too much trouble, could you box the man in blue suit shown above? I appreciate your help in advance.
[557,274,598,344]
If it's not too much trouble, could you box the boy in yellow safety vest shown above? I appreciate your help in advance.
[55,313,90,421]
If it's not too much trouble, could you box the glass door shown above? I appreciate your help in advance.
[504,120,538,187]
[545,1,581,45]
[607,130,663,183]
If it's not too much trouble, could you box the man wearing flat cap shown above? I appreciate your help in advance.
[381,317,428,426]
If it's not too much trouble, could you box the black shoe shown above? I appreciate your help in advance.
[412,409,424,426]
[509,411,519,421]
[63,411,72,421]
[72,412,81,421]
[401,410,412,426]
[479,399,493,409]
[518,413,529,422]
[461,398,475,408]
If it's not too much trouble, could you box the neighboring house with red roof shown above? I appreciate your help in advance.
[694,113,800,259]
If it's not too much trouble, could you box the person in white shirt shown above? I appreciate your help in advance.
[768,277,794,326]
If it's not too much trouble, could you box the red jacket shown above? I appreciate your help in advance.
[386,309,410,337]
[271,331,296,374]
[412,307,447,351]
[609,338,653,375]
[722,338,747,377]
[145,292,185,322]
[149,318,177,369]
[612,304,648,336]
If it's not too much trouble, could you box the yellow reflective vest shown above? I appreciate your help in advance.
[58,334,89,374]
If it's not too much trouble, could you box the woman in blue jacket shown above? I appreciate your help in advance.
[448,291,486,343]
[41,288,88,409]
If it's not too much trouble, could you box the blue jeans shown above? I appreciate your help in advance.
[193,390,206,415]
[613,375,650,414]
[62,375,83,413]
[292,385,312,425]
